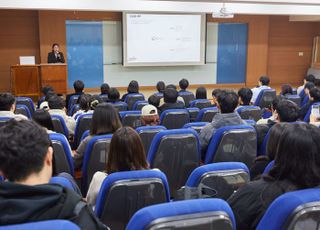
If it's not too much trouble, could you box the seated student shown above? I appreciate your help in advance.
[228,123,320,230]
[148,94,160,109]
[0,119,107,229]
[199,91,246,158]
[141,104,160,126]
[38,86,54,108]
[251,76,271,104]
[237,87,253,107]
[315,78,320,88]
[40,90,56,110]
[48,95,76,135]
[72,94,93,119]
[73,103,122,170]
[32,109,55,133]
[178,78,191,93]
[299,86,320,120]
[280,84,293,96]
[100,83,110,96]
[86,126,149,208]
[256,96,283,125]
[159,88,185,113]
[106,87,120,103]
[0,93,27,120]
[195,87,207,99]
[297,74,315,95]
[301,82,315,106]
[212,89,222,106]
[155,81,165,96]
[121,80,139,101]
[66,80,85,109]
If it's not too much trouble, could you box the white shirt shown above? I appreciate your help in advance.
[0,111,27,120]
[251,85,271,104]
[48,109,76,135]
[86,171,108,210]
[297,85,304,95]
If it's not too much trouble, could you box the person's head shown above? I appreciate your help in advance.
[73,80,85,93]
[90,103,122,136]
[163,88,178,103]
[78,94,91,111]
[100,83,110,95]
[304,82,315,96]
[52,43,60,53]
[41,86,54,96]
[44,91,56,102]
[0,119,53,183]
[106,127,148,174]
[32,109,54,131]
[269,123,320,189]
[0,93,16,111]
[270,95,284,113]
[266,123,287,161]
[259,76,270,86]
[156,81,165,93]
[238,88,253,106]
[148,94,160,108]
[212,89,223,105]
[304,74,315,84]
[274,100,299,122]
[281,84,293,96]
[127,80,139,94]
[309,87,320,102]
[196,87,207,99]
[108,88,120,102]
[179,78,189,90]
[141,104,160,126]
[89,95,102,110]
[166,84,177,90]
[217,91,239,113]
[314,79,320,88]
[48,95,65,110]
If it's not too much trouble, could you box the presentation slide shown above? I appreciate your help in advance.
[123,13,206,66]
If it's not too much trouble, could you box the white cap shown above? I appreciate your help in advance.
[141,104,158,116]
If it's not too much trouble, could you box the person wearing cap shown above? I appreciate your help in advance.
[141,104,160,126]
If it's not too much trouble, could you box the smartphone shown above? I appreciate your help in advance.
[311,104,320,119]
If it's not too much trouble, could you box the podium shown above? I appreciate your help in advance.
[40,64,67,95]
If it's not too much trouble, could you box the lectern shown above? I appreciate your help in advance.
[40,64,67,95]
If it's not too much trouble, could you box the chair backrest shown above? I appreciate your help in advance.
[133,100,149,110]
[126,198,236,230]
[244,119,256,125]
[286,95,301,107]
[15,104,31,118]
[256,188,320,230]
[136,126,167,155]
[125,94,145,110]
[186,107,200,122]
[160,109,190,129]
[189,99,212,110]
[0,220,80,230]
[50,176,78,193]
[254,89,276,109]
[184,162,250,200]
[51,115,69,137]
[95,170,170,229]
[73,113,93,149]
[304,102,320,122]
[205,125,257,168]
[49,133,74,176]
[236,106,262,122]
[16,97,35,115]
[81,134,112,194]
[196,107,219,122]
[68,104,80,116]
[263,160,275,175]
[179,92,195,107]
[111,101,128,111]
[301,95,310,107]
[119,111,142,128]
[68,95,80,111]
[183,122,209,133]
[148,129,200,197]
[0,176,3,182]
[99,94,109,102]
[0,117,11,128]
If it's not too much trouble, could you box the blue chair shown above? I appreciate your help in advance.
[204,125,257,168]
[186,107,200,122]
[119,110,142,128]
[132,100,148,110]
[0,220,80,230]
[189,99,212,109]
[236,106,262,122]
[301,95,310,107]
[99,94,109,103]
[125,93,145,110]
[183,122,208,133]
[50,176,80,195]
[256,188,320,230]
[111,101,128,111]
[244,119,256,125]
[148,129,200,197]
[136,126,167,154]
[80,130,90,142]
[286,94,301,106]
[254,89,276,109]
[73,113,93,149]
[196,107,219,122]
[95,170,170,229]
[299,89,306,103]
[263,160,275,175]
[51,115,69,137]
[126,198,236,230]
[181,162,250,200]
[0,176,3,182]
[81,134,113,194]
[15,104,31,119]
[49,133,74,176]
[16,97,35,115]
[0,117,11,128]
[160,109,190,129]
[304,102,320,122]
[68,104,80,116]
[68,95,80,112]
[179,91,195,107]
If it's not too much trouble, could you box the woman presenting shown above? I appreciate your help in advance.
[47,43,65,63]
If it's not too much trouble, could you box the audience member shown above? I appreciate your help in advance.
[86,127,148,208]
[251,76,271,104]
[156,81,165,94]
[256,96,283,125]
[228,123,320,230]
[299,87,320,120]
[297,74,315,95]
[100,83,110,96]
[178,78,191,93]
[148,94,160,109]
[212,89,223,106]
[141,105,160,126]
[237,88,253,107]
[0,93,27,120]
[89,95,102,110]
[40,91,56,110]
[73,103,122,170]
[0,119,107,229]
[38,86,54,108]
[66,80,85,109]
[72,94,93,119]
[280,84,293,96]
[107,88,121,103]
[195,87,207,99]
[32,109,55,133]
[314,78,320,88]
[159,88,185,113]
[121,80,139,101]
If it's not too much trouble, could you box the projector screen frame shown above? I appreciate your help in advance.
[122,12,206,67]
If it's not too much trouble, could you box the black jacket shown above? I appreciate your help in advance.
[48,51,65,63]
[0,182,107,229]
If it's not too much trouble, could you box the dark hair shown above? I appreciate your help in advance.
[156,81,165,93]
[238,88,253,106]
[0,93,15,111]
[179,78,189,90]
[166,84,177,90]
[90,103,122,136]
[217,91,238,113]
[89,95,102,110]
[281,84,293,96]
[45,91,56,102]
[41,86,54,96]
[108,88,120,102]
[269,124,320,188]
[259,76,270,86]
[212,89,222,98]
[78,94,91,111]
[100,83,110,95]
[32,109,54,131]
[48,95,65,109]
[127,80,139,94]
[314,79,320,88]
[305,74,315,83]
[266,123,286,161]
[276,100,299,122]
[310,87,320,102]
[196,87,207,99]
[73,80,84,93]
[148,95,160,107]
[52,43,59,49]
[304,82,315,91]
[271,95,284,111]
[0,119,50,181]
[106,127,148,174]
[163,88,178,103]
